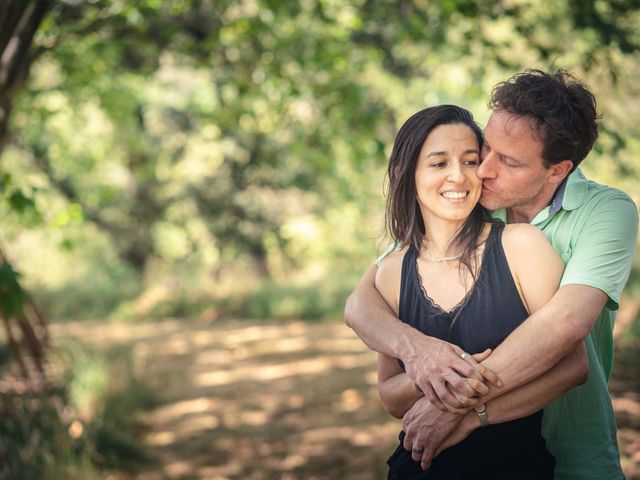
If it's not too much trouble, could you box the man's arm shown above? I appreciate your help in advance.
[345,266,415,358]
[407,342,588,471]
[345,265,501,410]
[378,349,493,419]
[485,192,638,393]
[408,192,638,468]
[478,284,605,394]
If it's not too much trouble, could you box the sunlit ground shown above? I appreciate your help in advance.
[50,303,640,479]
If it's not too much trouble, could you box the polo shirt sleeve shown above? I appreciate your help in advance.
[560,192,638,310]
[376,242,398,266]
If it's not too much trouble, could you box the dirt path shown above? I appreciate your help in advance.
[51,317,640,479]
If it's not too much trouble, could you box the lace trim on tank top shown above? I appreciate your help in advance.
[414,223,498,315]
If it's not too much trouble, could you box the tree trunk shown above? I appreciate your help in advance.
[0,0,53,158]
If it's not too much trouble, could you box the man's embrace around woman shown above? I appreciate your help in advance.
[346,69,638,479]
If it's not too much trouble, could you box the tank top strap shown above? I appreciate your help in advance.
[483,220,505,256]
[399,245,418,322]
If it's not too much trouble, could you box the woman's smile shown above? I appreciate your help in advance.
[440,190,470,201]
[414,123,482,223]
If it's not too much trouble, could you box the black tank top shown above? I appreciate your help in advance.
[387,222,555,480]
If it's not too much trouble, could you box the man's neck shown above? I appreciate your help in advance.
[506,208,535,224]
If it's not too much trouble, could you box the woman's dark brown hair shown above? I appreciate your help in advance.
[385,105,492,276]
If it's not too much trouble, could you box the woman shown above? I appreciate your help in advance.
[375,105,564,479]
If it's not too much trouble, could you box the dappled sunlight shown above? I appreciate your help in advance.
[51,318,640,479]
[50,318,184,347]
[194,352,374,388]
[221,322,311,346]
[54,318,392,479]
[301,421,399,446]
[147,430,176,447]
[339,388,365,412]
[151,397,219,422]
[613,394,640,428]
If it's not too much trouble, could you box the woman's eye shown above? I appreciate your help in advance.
[431,162,447,168]
[464,158,480,166]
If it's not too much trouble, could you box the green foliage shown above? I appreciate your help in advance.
[63,344,155,472]
[0,261,26,320]
[31,266,141,321]
[212,273,362,322]
[0,389,92,480]
[0,173,42,226]
[0,0,639,322]
[0,344,155,480]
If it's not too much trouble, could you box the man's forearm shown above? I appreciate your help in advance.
[440,343,588,454]
[479,284,606,392]
[345,265,424,360]
[346,266,501,408]
[484,342,587,419]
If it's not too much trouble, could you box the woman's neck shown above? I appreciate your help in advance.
[421,217,466,257]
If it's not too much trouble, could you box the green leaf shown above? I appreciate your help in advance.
[0,262,26,320]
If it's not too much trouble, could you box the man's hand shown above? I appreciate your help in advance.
[403,339,501,413]
[346,265,500,410]
[434,412,478,458]
[402,396,464,470]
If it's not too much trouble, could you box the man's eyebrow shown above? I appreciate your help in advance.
[484,141,522,163]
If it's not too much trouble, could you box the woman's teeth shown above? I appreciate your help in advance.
[441,191,467,199]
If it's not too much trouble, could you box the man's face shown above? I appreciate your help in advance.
[477,110,552,212]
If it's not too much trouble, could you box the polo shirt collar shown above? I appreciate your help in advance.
[559,167,589,211]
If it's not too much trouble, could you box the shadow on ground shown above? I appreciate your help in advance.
[51,307,640,480]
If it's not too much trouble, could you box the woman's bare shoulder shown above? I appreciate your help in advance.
[502,223,562,273]
[375,246,409,316]
[376,247,409,288]
[501,223,549,250]
[377,246,408,271]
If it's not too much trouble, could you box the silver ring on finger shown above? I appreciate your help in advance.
[460,352,468,360]
[412,447,424,454]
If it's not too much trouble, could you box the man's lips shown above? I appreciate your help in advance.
[481,184,493,195]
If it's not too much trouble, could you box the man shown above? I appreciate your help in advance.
[345,69,638,479]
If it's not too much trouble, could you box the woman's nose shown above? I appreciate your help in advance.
[447,163,466,182]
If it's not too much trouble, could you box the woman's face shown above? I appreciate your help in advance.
[414,123,482,224]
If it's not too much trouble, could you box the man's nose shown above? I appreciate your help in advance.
[477,153,496,179]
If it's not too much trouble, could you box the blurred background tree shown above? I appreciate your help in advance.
[6,0,640,335]
[0,0,638,319]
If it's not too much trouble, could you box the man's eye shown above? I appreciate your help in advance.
[500,155,519,167]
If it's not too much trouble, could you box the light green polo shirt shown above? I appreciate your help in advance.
[493,168,638,479]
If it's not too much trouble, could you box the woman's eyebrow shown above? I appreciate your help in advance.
[426,148,479,158]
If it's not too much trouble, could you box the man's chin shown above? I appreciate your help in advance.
[479,197,498,211]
